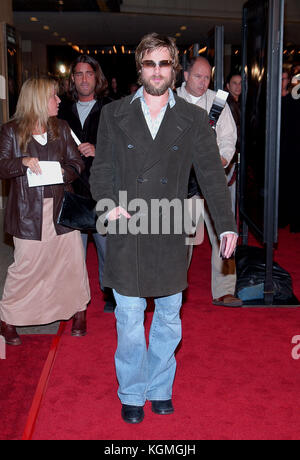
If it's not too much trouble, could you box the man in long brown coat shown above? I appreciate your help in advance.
[90,33,237,424]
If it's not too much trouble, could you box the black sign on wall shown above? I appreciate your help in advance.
[240,0,284,305]
[240,0,283,245]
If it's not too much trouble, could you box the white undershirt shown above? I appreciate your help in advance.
[33,132,47,145]
[76,99,97,128]
[189,94,201,105]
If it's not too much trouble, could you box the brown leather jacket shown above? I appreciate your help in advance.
[0,119,85,240]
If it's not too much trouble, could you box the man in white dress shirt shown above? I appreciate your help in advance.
[177,56,242,307]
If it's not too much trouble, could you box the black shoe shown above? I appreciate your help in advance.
[121,404,144,424]
[151,399,174,415]
[103,289,116,313]
[104,298,116,312]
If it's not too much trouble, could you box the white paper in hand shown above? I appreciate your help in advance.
[70,129,81,146]
[27,161,64,187]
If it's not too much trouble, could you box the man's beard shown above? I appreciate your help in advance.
[141,73,173,96]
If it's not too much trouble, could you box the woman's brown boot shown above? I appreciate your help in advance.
[0,321,22,346]
[71,311,87,337]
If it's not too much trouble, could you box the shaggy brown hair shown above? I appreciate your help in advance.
[135,32,182,87]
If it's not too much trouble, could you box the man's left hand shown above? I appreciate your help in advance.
[220,233,238,258]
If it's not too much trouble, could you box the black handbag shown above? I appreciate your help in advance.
[57,167,97,232]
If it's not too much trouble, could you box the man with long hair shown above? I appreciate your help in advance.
[90,33,237,424]
[59,55,115,317]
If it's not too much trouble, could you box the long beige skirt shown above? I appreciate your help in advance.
[0,198,91,326]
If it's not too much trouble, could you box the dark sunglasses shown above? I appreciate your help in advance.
[142,60,173,69]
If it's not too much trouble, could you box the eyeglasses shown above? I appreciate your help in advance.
[73,71,95,79]
[141,60,173,69]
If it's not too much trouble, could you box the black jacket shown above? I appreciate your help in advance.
[58,97,111,197]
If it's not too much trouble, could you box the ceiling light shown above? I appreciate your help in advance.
[175,33,181,37]
[43,25,50,30]
[58,64,66,74]
[60,37,66,42]
[180,26,187,31]
[30,17,39,22]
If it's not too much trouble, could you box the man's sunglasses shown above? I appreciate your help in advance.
[141,60,173,69]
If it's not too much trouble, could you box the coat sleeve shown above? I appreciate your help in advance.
[215,102,237,166]
[0,124,27,180]
[90,106,117,212]
[192,109,237,237]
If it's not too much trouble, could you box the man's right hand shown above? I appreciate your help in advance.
[108,206,131,221]
[78,143,96,157]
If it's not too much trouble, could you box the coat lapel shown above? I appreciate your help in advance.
[141,102,191,173]
[115,94,192,173]
[116,97,153,155]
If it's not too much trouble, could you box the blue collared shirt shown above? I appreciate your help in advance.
[131,86,176,139]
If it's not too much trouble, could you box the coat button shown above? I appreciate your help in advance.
[160,178,168,184]
[172,145,179,151]
[137,176,145,183]
[128,144,134,149]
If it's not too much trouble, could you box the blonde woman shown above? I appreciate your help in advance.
[0,77,90,345]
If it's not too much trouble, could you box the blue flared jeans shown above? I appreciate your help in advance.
[113,290,182,406]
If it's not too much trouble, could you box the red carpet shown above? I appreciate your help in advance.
[0,335,53,440]
[1,228,300,440]
[24,228,300,440]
